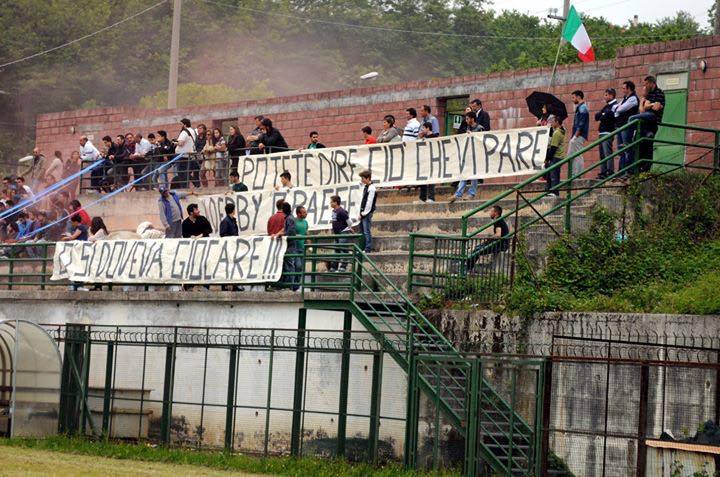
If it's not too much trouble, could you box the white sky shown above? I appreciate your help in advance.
[489,0,713,29]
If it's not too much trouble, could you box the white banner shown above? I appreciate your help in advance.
[51,236,286,284]
[198,184,363,236]
[237,127,550,191]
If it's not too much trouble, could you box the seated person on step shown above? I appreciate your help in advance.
[466,205,510,272]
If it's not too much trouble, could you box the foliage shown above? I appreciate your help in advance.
[0,0,706,165]
[139,81,273,109]
[503,174,720,316]
[0,436,460,477]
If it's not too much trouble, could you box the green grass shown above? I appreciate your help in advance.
[0,437,459,477]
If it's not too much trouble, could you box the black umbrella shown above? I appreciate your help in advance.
[526,91,568,120]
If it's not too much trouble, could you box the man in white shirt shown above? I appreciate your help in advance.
[402,108,421,141]
[79,136,101,162]
[79,136,102,191]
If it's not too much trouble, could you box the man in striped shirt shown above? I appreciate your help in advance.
[402,108,421,141]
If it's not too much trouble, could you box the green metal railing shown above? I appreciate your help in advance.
[299,241,537,475]
[0,241,56,289]
[407,120,720,298]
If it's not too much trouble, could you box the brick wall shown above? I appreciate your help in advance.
[36,35,720,175]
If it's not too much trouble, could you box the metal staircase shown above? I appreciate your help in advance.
[301,243,536,475]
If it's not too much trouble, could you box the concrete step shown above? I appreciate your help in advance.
[372,195,598,221]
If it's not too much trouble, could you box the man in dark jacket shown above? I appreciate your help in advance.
[271,202,301,291]
[307,131,326,149]
[219,202,239,237]
[258,118,289,153]
[219,202,243,291]
[595,88,618,179]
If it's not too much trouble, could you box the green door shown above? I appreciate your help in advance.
[652,73,688,172]
[444,97,469,135]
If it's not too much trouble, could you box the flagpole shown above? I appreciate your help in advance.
[548,0,570,90]
[549,35,564,90]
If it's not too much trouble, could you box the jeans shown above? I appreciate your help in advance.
[567,135,585,178]
[455,180,477,199]
[618,126,636,175]
[598,133,614,177]
[329,233,350,271]
[545,157,561,194]
[419,184,435,202]
[626,112,658,174]
[283,253,303,290]
[360,213,373,252]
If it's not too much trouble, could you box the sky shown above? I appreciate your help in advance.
[489,0,714,29]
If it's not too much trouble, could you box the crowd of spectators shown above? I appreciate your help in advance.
[0,73,665,257]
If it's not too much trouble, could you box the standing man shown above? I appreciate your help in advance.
[595,88,618,179]
[544,115,566,197]
[229,171,248,192]
[219,202,243,291]
[307,131,326,149]
[449,112,484,203]
[182,203,213,238]
[418,105,440,138]
[329,195,352,272]
[271,202,301,291]
[246,115,265,155]
[473,99,491,132]
[45,151,64,184]
[295,206,309,251]
[627,75,665,174]
[22,147,46,190]
[158,187,194,238]
[402,108,421,141]
[219,202,239,237]
[614,80,640,178]
[358,170,376,253]
[568,90,589,177]
[267,199,286,236]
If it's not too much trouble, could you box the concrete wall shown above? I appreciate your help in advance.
[35,35,720,175]
[426,308,720,477]
[0,290,407,456]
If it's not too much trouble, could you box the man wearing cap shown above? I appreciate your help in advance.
[158,187,195,238]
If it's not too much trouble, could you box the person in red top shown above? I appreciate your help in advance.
[69,199,91,227]
[362,126,377,144]
[267,199,286,235]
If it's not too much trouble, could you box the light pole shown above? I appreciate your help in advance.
[168,0,182,109]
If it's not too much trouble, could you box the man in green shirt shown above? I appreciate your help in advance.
[295,206,309,251]
[544,115,566,197]
[229,171,248,192]
[307,131,326,149]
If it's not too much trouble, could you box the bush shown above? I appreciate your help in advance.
[503,174,720,316]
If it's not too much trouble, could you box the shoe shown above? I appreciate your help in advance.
[449,196,458,203]
[426,199,435,203]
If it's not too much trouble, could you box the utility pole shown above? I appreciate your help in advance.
[167,0,182,109]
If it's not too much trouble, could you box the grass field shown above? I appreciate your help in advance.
[0,437,460,477]
[0,446,262,477]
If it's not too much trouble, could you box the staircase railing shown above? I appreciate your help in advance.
[407,120,720,297]
[300,241,536,474]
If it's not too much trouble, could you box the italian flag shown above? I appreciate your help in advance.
[562,6,595,62]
